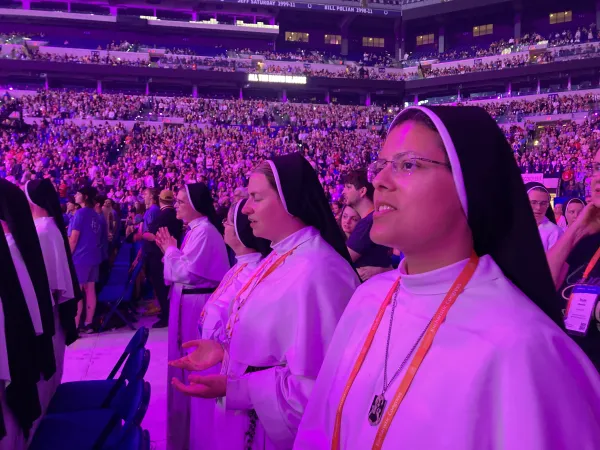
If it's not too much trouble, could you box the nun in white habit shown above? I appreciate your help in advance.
[170,153,360,450]
[154,182,230,450]
[25,179,81,412]
[170,198,271,450]
[0,179,55,450]
[0,230,42,450]
[293,106,600,450]
[526,181,564,252]
[197,198,271,343]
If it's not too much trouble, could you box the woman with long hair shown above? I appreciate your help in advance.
[338,205,361,240]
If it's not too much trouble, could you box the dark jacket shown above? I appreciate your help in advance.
[144,206,183,259]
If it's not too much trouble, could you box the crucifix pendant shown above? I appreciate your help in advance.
[368,394,387,426]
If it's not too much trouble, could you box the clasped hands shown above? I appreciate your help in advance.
[155,227,178,253]
[168,339,227,398]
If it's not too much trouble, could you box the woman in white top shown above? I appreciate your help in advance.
[170,153,360,449]
[170,198,270,450]
[293,106,600,450]
[25,179,81,415]
[527,182,563,251]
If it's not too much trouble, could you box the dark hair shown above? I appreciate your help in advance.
[145,187,159,204]
[78,186,97,208]
[342,169,374,201]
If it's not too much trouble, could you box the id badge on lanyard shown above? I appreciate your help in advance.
[564,284,600,336]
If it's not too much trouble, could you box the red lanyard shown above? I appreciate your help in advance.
[332,252,479,450]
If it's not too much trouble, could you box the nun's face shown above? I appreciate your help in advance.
[223,208,242,250]
[244,173,287,241]
[566,201,584,225]
[371,121,462,252]
[528,189,550,225]
[174,190,195,223]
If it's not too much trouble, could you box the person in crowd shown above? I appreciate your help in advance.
[93,196,110,290]
[338,204,360,240]
[331,201,343,221]
[169,153,360,450]
[24,179,81,417]
[155,183,229,450]
[293,106,600,450]
[232,187,249,203]
[526,182,564,251]
[0,179,56,450]
[554,201,567,229]
[102,198,118,246]
[547,151,600,370]
[342,169,392,281]
[564,198,586,228]
[141,189,176,326]
[68,186,102,333]
[65,198,78,227]
[170,197,270,450]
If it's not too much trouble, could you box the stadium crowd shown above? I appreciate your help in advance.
[2,90,600,207]
[12,90,600,125]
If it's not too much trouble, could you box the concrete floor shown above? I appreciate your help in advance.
[63,317,168,450]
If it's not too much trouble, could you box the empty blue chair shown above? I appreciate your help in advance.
[29,378,151,450]
[47,346,150,415]
[98,258,144,332]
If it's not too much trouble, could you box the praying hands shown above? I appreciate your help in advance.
[155,227,178,253]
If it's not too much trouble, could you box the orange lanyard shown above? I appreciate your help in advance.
[199,263,248,324]
[225,245,300,339]
[565,245,600,316]
[582,246,600,281]
[332,252,479,450]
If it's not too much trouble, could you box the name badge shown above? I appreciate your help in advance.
[564,285,600,336]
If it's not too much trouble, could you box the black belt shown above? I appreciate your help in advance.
[245,365,274,374]
[182,287,217,295]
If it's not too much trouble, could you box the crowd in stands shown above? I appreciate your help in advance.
[407,25,600,64]
[12,89,600,128]
[4,27,600,81]
[2,90,600,209]
[461,93,600,119]
[16,91,390,127]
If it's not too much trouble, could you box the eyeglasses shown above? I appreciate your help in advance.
[367,151,451,182]
[530,200,549,208]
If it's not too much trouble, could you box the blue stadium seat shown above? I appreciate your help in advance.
[29,379,151,450]
[116,424,150,450]
[46,346,150,415]
[98,257,144,332]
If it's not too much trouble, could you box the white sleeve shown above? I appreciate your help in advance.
[163,228,211,285]
[489,329,600,449]
[546,225,564,252]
